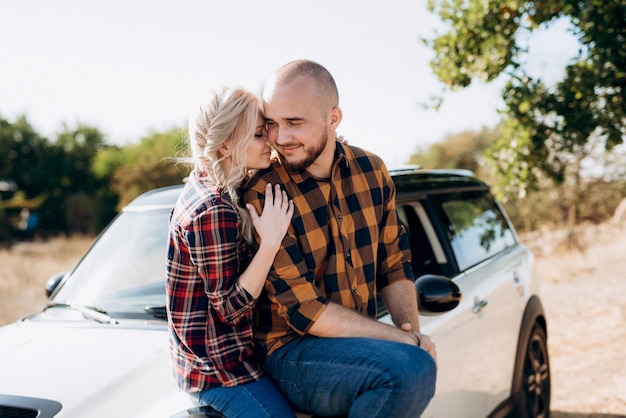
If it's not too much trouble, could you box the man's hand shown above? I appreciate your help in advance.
[401,323,437,363]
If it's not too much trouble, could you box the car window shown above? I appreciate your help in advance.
[434,191,515,271]
[52,209,170,317]
[397,202,447,278]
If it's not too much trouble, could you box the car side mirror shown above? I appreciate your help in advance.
[45,272,67,298]
[415,274,462,315]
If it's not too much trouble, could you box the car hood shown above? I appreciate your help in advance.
[0,312,192,418]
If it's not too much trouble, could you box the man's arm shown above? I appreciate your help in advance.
[380,279,436,358]
[308,301,419,346]
[308,282,436,358]
[380,279,420,331]
[374,162,436,358]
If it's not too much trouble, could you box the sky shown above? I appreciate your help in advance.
[0,0,580,166]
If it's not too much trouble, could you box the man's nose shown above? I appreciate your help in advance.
[271,126,289,146]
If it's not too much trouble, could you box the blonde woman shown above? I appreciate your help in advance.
[166,86,295,417]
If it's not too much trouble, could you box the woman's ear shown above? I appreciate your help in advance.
[218,143,231,159]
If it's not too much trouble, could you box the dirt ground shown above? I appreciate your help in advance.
[522,221,626,417]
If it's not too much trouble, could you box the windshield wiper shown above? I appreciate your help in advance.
[144,305,168,319]
[46,303,118,324]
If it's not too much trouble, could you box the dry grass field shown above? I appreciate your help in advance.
[0,235,94,326]
[524,222,626,418]
[1,223,625,417]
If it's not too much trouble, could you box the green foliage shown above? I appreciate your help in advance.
[426,0,625,225]
[0,115,54,238]
[0,116,52,198]
[485,118,539,201]
[43,124,111,233]
[108,127,191,209]
[92,145,126,180]
[408,127,626,232]
[0,114,192,242]
[407,127,498,177]
[502,179,626,232]
[427,0,522,87]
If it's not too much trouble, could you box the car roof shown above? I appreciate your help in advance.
[124,185,183,212]
[389,166,488,195]
[125,167,489,211]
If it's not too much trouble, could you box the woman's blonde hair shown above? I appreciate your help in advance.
[189,86,260,242]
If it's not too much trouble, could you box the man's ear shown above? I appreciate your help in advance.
[329,106,343,130]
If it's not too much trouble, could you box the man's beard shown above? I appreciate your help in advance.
[279,130,328,173]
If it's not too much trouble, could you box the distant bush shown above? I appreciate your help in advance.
[503,180,626,232]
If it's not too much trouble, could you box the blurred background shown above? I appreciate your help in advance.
[1,0,624,244]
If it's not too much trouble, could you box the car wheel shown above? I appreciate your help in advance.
[518,323,550,418]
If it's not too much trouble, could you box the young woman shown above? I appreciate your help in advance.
[166,86,295,417]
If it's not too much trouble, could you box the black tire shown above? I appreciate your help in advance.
[517,323,551,418]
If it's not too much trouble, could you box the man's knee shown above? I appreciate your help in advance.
[356,343,436,415]
[386,344,437,394]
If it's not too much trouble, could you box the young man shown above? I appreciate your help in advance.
[243,60,437,417]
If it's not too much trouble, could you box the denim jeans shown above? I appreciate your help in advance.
[264,336,437,418]
[191,376,296,418]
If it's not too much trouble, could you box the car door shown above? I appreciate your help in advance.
[453,197,533,410]
[462,241,532,411]
[395,199,497,418]
[428,190,527,415]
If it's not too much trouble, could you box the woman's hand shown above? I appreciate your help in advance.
[246,183,293,249]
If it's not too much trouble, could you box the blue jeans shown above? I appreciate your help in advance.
[191,376,296,418]
[264,336,437,417]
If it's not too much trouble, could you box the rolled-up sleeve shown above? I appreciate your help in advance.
[375,165,414,290]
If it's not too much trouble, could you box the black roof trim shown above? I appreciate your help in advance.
[389,167,488,194]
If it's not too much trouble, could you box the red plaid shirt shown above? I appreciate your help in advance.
[166,171,263,392]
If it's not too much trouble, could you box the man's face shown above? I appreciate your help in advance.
[263,76,332,173]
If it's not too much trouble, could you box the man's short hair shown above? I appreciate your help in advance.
[276,60,339,111]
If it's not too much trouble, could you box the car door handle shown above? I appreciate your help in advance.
[513,271,524,295]
[472,297,488,313]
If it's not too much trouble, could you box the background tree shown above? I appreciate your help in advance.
[106,127,191,209]
[426,0,625,226]
[0,116,113,239]
[0,115,52,239]
[46,124,108,234]
[0,116,51,199]
[0,114,191,242]
[408,125,626,232]
[407,127,498,177]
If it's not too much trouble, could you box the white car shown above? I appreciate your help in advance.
[0,168,550,417]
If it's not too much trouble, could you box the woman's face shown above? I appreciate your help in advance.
[245,111,273,170]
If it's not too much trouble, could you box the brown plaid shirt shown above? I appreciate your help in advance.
[242,142,413,356]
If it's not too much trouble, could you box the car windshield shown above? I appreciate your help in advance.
[51,208,171,319]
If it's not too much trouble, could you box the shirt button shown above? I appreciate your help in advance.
[338,215,342,221]
[353,288,358,294]
[346,251,351,258]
